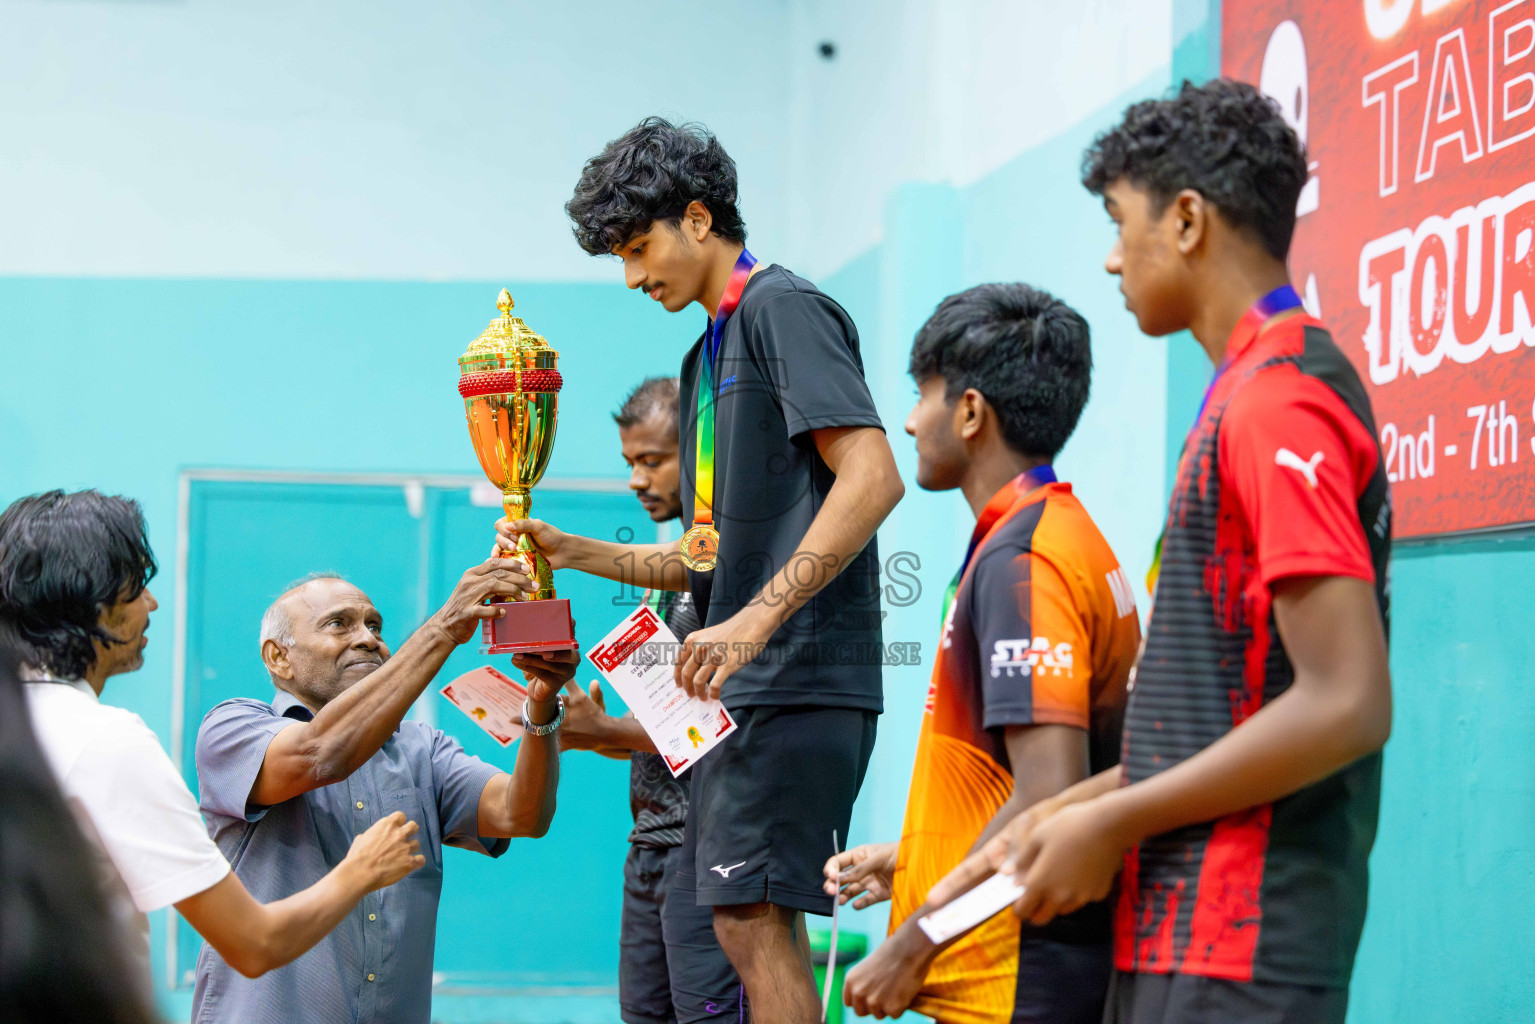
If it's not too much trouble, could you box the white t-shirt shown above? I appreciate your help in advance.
[25,678,230,938]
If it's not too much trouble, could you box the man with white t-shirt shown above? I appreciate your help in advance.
[0,490,447,980]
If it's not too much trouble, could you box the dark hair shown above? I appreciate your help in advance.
[909,283,1092,459]
[0,491,157,680]
[567,117,747,255]
[613,376,680,431]
[0,631,158,1023]
[1081,78,1308,260]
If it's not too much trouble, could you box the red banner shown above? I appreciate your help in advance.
[1223,0,1535,537]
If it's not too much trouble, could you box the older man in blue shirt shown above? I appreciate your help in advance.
[192,562,576,1024]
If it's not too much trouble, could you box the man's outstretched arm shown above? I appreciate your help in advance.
[560,680,658,759]
[250,560,537,806]
[177,812,423,978]
[496,521,691,593]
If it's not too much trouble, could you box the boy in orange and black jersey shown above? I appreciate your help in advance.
[825,283,1139,1024]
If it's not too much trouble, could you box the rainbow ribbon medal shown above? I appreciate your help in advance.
[680,248,757,572]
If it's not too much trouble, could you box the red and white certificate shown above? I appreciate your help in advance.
[441,665,528,747]
[588,606,737,776]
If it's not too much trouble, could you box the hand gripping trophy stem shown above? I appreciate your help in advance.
[457,289,576,653]
[498,487,554,600]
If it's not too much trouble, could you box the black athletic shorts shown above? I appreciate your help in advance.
[1012,936,1112,1024]
[1102,970,1348,1024]
[676,705,878,915]
[619,843,745,1024]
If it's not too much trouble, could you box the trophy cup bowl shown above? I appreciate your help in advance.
[457,288,576,653]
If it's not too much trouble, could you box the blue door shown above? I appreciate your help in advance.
[177,475,652,1022]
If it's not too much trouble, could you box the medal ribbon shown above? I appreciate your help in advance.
[692,249,758,533]
[940,465,1058,624]
[1146,283,1304,594]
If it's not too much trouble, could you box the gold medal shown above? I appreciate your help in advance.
[680,524,720,572]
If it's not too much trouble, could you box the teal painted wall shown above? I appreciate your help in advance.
[1350,531,1535,1023]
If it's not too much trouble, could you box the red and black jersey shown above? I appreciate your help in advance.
[1116,313,1391,988]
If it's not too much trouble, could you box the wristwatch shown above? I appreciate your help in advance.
[522,694,566,737]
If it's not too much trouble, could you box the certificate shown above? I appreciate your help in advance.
[441,665,528,747]
[588,605,737,776]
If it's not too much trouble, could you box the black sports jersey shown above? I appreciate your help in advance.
[677,264,886,712]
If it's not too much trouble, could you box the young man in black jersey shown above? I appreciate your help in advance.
[498,118,904,1024]
[928,80,1392,1024]
[557,376,745,1024]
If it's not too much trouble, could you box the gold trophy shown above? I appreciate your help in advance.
[457,288,576,653]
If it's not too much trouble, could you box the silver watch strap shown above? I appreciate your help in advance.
[522,694,565,737]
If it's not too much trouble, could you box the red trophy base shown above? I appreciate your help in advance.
[481,598,577,654]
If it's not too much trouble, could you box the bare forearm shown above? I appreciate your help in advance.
[1100,682,1388,846]
[745,456,901,633]
[971,792,1033,854]
[976,725,1093,853]
[258,864,370,970]
[497,704,561,837]
[195,863,369,977]
[594,715,658,755]
[302,628,457,779]
[1059,765,1122,806]
[564,537,689,592]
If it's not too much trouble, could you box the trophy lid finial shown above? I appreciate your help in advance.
[461,286,551,363]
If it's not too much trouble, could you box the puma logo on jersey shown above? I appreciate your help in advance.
[1275,447,1324,488]
[990,637,1073,678]
[710,861,747,878]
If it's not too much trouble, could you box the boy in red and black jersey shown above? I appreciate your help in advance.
[926,80,1392,1024]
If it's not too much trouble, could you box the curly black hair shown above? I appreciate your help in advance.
[909,283,1092,459]
[0,490,157,679]
[1081,78,1308,260]
[567,117,747,255]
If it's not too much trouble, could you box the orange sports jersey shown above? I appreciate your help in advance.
[890,479,1139,1024]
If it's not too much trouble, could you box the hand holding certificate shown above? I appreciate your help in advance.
[588,606,737,775]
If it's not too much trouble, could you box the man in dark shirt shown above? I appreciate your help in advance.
[557,376,743,1024]
[499,117,905,1024]
[928,80,1392,1024]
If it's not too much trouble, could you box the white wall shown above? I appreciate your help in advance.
[0,0,791,280]
[787,0,1173,277]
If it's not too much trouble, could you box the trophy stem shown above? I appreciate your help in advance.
[502,487,555,600]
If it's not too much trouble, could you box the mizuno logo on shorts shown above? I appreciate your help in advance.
[710,861,747,878]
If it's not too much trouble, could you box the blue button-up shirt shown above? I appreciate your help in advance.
[191,689,508,1024]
